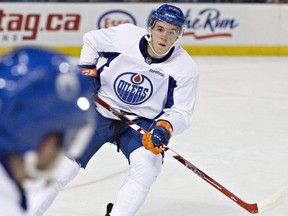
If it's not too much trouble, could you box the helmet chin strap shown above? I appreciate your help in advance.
[145,27,183,58]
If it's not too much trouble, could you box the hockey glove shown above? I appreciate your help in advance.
[79,66,99,96]
[79,66,97,77]
[142,120,173,155]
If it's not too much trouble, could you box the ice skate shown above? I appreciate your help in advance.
[105,203,113,216]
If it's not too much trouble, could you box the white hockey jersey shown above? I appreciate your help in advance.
[79,23,199,135]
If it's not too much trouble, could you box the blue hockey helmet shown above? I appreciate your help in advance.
[0,47,94,157]
[149,4,185,33]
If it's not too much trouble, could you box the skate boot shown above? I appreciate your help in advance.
[105,203,113,216]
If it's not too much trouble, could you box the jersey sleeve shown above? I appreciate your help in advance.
[79,26,119,66]
[158,57,199,135]
[79,24,145,67]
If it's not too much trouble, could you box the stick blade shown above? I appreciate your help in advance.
[257,192,284,213]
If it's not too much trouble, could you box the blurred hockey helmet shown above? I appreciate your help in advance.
[149,4,185,34]
[0,47,94,157]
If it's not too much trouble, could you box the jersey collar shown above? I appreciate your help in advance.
[139,35,174,65]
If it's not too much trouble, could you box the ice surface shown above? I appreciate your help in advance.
[45,56,288,216]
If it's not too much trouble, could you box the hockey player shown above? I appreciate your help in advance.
[0,47,95,215]
[27,4,199,216]
[80,4,199,215]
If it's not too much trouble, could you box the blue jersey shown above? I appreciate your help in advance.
[79,24,199,135]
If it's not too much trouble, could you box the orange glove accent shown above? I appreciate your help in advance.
[79,67,97,77]
[142,132,162,155]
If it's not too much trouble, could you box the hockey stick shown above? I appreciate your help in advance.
[95,96,283,214]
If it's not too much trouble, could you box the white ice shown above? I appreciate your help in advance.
[45,56,288,216]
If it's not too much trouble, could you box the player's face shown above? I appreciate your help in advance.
[149,21,179,57]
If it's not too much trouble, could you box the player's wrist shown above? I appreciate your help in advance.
[78,65,97,77]
[155,120,173,138]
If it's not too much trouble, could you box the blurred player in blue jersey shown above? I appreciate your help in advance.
[28,4,199,216]
[0,47,95,215]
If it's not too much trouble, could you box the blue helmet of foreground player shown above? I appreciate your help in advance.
[149,4,185,33]
[0,47,94,156]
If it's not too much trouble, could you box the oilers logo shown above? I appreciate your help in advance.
[114,72,153,105]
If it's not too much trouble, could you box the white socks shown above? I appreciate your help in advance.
[111,147,162,216]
